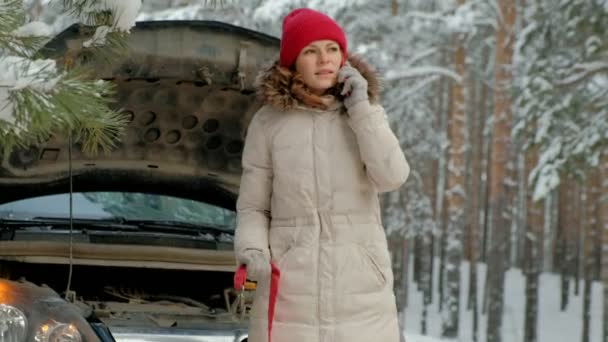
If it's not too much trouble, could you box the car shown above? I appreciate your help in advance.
[0,20,279,342]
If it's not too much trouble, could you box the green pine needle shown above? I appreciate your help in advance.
[61,0,123,28]
[81,29,130,65]
[1,0,132,156]
[0,0,24,33]
[0,0,47,57]
[0,68,128,155]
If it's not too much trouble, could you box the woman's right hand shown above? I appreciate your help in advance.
[338,63,369,109]
[238,249,271,281]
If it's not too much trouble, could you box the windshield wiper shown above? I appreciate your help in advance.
[0,217,141,231]
[119,219,233,237]
[1,217,233,237]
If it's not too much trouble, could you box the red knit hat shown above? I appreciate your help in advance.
[279,8,347,68]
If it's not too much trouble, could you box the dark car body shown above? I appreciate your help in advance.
[0,20,279,342]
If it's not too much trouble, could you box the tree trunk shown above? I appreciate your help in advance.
[442,0,466,334]
[523,147,542,342]
[421,227,433,335]
[467,37,486,342]
[574,182,582,296]
[402,238,409,309]
[599,151,608,342]
[512,144,525,268]
[558,179,573,311]
[413,236,422,285]
[437,49,451,313]
[486,1,516,341]
[479,42,493,265]
[580,184,590,342]
[479,41,493,321]
[399,238,409,342]
[581,171,599,342]
[542,190,556,272]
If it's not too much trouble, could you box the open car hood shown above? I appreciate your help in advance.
[0,21,279,208]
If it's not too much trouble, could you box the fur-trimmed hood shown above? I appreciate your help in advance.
[254,55,381,111]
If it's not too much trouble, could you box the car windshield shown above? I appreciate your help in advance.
[0,192,236,230]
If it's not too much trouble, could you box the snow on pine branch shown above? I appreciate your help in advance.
[74,0,141,48]
[0,56,60,126]
[385,66,463,83]
[63,0,141,31]
[0,0,132,152]
[12,21,54,37]
[253,0,366,21]
[556,61,608,86]
[0,56,59,92]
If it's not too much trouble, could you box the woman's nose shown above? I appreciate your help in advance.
[318,51,330,64]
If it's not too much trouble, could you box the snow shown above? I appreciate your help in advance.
[252,1,294,22]
[0,56,59,92]
[83,25,112,48]
[253,0,366,21]
[557,61,608,85]
[85,0,141,32]
[12,21,54,37]
[404,261,604,342]
[405,332,456,342]
[585,36,602,55]
[0,56,60,125]
[530,141,563,201]
[445,3,477,34]
[0,86,14,124]
[385,66,463,83]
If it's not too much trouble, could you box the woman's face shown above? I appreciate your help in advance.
[294,40,343,96]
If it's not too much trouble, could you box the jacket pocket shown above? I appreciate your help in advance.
[336,244,388,295]
[269,224,314,295]
[358,245,387,288]
[269,225,302,266]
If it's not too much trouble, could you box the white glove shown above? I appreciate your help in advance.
[238,249,271,282]
[338,63,369,109]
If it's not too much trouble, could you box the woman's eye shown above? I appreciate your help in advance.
[304,50,315,54]
[329,46,339,52]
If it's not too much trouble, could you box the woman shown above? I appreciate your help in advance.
[234,8,410,342]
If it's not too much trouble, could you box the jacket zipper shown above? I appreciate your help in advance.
[311,114,322,341]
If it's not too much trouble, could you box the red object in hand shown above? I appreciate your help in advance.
[268,263,280,342]
[234,264,248,290]
[233,263,281,342]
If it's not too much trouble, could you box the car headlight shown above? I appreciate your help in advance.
[0,304,28,342]
[35,320,82,342]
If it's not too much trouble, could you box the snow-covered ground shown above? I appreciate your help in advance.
[404,262,603,342]
[405,332,455,342]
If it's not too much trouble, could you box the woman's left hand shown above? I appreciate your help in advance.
[338,63,368,109]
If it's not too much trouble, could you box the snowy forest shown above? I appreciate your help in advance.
[1,0,607,342]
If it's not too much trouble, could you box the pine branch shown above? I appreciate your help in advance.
[0,0,46,57]
[62,0,113,27]
[0,61,128,155]
[61,0,141,31]
[41,68,129,155]
[0,0,139,155]
[80,28,130,64]
[59,1,137,63]
[0,1,23,33]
